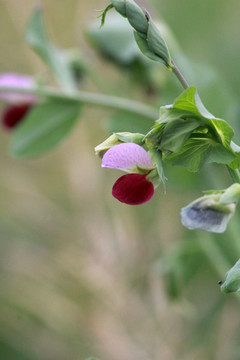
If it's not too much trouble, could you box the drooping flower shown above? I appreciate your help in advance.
[102,142,158,205]
[0,73,37,130]
[181,193,236,233]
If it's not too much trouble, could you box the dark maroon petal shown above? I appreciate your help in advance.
[112,173,154,205]
[1,104,32,130]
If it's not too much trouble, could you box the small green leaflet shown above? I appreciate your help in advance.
[173,86,234,149]
[148,149,166,191]
[98,4,114,28]
[160,118,200,152]
[10,100,81,157]
[165,137,235,172]
[25,7,76,92]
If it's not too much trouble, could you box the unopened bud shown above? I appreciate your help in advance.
[221,259,240,294]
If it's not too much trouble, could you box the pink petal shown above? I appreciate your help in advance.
[112,174,154,205]
[0,73,37,104]
[1,104,32,130]
[102,143,153,172]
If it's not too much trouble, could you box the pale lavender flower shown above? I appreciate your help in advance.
[0,73,37,104]
[102,143,155,205]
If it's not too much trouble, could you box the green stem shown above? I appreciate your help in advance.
[196,233,231,276]
[0,85,158,121]
[171,58,190,89]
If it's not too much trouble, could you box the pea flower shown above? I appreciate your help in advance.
[101,142,158,205]
[181,193,236,233]
[0,73,37,130]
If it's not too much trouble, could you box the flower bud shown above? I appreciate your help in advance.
[221,259,240,294]
[181,194,236,233]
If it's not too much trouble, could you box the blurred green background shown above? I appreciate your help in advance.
[1,0,240,359]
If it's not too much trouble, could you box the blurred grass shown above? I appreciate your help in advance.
[1,1,240,360]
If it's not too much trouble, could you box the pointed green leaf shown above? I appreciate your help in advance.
[165,137,235,172]
[10,100,81,157]
[173,87,234,148]
[25,7,76,92]
[160,118,200,152]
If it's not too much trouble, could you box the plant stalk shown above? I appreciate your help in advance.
[0,85,158,121]
[171,58,190,89]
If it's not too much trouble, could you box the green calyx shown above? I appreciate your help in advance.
[101,0,172,68]
[95,132,145,158]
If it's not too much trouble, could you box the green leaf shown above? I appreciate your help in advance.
[10,100,81,157]
[25,6,76,92]
[160,118,200,152]
[173,87,234,148]
[221,259,240,294]
[165,137,235,172]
